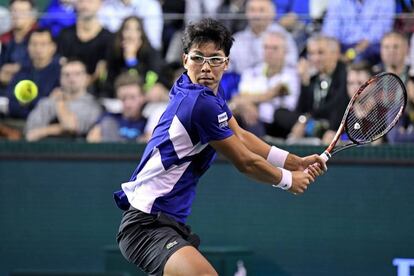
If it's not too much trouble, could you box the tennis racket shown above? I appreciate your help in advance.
[319,72,407,162]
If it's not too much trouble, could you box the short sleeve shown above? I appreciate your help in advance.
[192,93,233,144]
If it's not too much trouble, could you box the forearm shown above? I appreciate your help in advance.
[237,128,271,158]
[26,124,64,141]
[239,153,284,185]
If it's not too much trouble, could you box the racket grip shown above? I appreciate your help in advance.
[304,151,330,173]
[320,151,331,162]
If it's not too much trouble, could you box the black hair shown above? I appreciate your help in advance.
[28,28,55,44]
[182,18,234,56]
[9,0,35,8]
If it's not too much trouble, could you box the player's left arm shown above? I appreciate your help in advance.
[228,116,326,172]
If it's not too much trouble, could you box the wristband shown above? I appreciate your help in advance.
[267,146,289,168]
[272,168,292,190]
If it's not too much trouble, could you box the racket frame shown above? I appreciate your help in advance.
[323,72,407,159]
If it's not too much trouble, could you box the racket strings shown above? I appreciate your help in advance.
[346,76,405,143]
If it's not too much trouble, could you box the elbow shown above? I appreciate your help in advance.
[234,156,258,175]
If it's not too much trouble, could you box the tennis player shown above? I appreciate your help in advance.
[114,18,327,276]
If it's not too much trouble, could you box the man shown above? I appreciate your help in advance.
[231,30,300,138]
[115,18,327,275]
[57,0,113,80]
[229,0,298,75]
[7,28,61,119]
[87,72,162,143]
[377,31,410,82]
[289,35,348,144]
[25,59,101,141]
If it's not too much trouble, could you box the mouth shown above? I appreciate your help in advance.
[198,76,214,82]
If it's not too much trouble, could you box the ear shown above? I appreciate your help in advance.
[182,54,188,70]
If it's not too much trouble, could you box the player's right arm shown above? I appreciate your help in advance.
[209,135,315,194]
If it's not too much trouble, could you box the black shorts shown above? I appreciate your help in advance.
[117,207,200,276]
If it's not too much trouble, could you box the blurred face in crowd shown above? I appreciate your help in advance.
[122,18,143,44]
[10,0,36,31]
[346,69,371,99]
[60,61,89,94]
[263,32,286,70]
[246,0,275,35]
[28,31,56,68]
[307,38,340,74]
[117,84,145,119]
[76,0,101,20]
[183,42,229,93]
[380,34,408,70]
[60,0,76,6]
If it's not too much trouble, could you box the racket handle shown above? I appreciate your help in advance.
[320,151,331,162]
[304,151,330,173]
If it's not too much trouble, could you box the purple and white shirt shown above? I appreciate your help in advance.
[120,73,233,223]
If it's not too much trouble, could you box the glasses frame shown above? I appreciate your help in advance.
[187,53,229,67]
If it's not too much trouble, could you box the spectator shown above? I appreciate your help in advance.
[375,31,410,82]
[57,0,113,82]
[322,0,395,65]
[229,0,298,75]
[98,0,163,50]
[231,30,300,138]
[25,59,102,141]
[288,35,348,144]
[323,61,373,143]
[411,34,414,77]
[38,0,76,38]
[102,16,170,101]
[0,0,37,93]
[7,28,61,119]
[87,72,162,143]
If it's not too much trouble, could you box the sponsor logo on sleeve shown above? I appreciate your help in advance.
[218,112,229,128]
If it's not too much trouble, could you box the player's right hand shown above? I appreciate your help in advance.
[289,171,314,195]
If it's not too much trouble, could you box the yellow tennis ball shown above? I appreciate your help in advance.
[14,80,38,104]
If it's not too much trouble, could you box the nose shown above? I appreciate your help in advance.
[201,60,212,72]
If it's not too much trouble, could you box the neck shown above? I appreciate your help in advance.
[33,57,53,69]
[386,64,406,75]
[266,63,283,77]
[14,24,33,42]
[78,16,99,30]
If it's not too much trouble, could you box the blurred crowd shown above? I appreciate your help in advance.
[0,0,413,145]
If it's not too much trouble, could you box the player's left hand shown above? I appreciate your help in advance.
[299,154,327,176]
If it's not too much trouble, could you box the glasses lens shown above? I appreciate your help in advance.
[190,55,204,64]
[210,57,225,66]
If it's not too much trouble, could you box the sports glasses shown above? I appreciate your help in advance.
[187,54,228,67]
